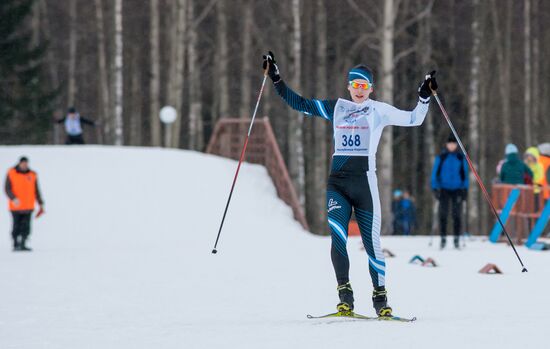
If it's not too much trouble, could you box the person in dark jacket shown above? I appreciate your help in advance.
[4,157,45,251]
[500,144,533,184]
[431,134,469,249]
[393,190,416,236]
[392,190,403,235]
[56,106,96,144]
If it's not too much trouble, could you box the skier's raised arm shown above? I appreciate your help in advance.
[380,71,437,127]
[263,51,336,121]
[79,117,96,126]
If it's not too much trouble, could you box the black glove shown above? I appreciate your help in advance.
[432,189,441,200]
[418,70,437,99]
[262,51,280,82]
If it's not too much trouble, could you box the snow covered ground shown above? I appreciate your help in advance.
[0,146,549,349]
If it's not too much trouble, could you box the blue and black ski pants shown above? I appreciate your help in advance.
[327,156,386,288]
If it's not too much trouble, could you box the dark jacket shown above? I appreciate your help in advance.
[431,151,469,190]
[500,153,533,184]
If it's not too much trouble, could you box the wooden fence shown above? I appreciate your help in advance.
[206,117,309,231]
[491,183,549,242]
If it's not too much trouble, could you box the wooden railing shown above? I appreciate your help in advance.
[206,117,309,231]
[491,183,549,242]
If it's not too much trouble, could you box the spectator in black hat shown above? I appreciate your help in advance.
[56,107,96,144]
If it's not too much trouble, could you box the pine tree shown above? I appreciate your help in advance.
[0,0,56,143]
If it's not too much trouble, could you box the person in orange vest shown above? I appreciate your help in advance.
[4,157,44,251]
[538,143,550,201]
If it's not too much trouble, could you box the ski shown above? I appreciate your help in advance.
[307,311,416,322]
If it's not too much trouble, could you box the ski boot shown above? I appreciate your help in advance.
[454,236,460,249]
[372,286,392,317]
[336,282,354,313]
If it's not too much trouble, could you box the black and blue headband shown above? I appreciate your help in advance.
[348,68,373,85]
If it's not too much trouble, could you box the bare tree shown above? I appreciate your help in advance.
[468,0,482,234]
[377,0,396,234]
[129,45,142,146]
[170,0,187,148]
[288,0,305,205]
[94,0,109,144]
[531,0,539,143]
[490,0,512,142]
[149,0,161,146]
[113,0,124,145]
[39,0,62,143]
[216,0,230,119]
[239,0,253,119]
[524,0,532,146]
[415,0,437,235]
[67,0,77,108]
[187,0,203,150]
[311,0,328,233]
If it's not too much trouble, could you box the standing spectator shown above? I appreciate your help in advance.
[524,147,544,206]
[398,191,416,236]
[56,106,96,144]
[500,144,533,184]
[392,190,403,235]
[4,157,44,251]
[431,134,469,249]
[538,143,550,201]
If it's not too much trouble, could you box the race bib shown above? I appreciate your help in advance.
[333,99,375,156]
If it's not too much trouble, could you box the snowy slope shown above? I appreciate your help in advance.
[0,146,549,349]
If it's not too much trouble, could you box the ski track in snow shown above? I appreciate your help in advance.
[0,146,548,349]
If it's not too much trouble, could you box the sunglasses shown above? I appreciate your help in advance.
[349,81,371,90]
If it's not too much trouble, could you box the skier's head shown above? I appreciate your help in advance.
[67,106,77,118]
[347,65,374,103]
[446,134,458,152]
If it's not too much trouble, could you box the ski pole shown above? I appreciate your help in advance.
[431,89,528,272]
[211,69,269,254]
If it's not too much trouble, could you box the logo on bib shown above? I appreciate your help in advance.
[342,106,370,124]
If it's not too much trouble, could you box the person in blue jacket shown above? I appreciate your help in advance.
[398,190,416,236]
[431,134,469,249]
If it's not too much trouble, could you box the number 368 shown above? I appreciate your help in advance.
[341,134,361,147]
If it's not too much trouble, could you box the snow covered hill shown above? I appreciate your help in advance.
[0,146,548,349]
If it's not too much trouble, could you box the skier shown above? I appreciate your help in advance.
[56,107,96,144]
[262,51,436,317]
[431,134,469,249]
[4,157,45,251]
